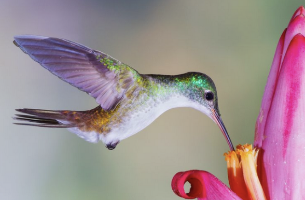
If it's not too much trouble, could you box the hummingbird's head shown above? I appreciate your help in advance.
[177,72,219,114]
[177,72,234,150]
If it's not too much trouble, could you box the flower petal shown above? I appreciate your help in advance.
[262,34,305,199]
[254,30,285,147]
[171,170,241,200]
[281,9,305,66]
[289,6,305,28]
[255,6,305,148]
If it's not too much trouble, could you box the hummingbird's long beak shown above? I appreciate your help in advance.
[211,109,235,151]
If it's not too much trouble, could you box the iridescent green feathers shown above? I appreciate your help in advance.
[149,72,219,112]
[13,35,142,110]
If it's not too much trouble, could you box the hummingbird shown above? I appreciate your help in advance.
[13,35,234,151]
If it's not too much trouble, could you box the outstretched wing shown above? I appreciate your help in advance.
[14,35,142,110]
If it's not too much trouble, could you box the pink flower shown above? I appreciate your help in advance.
[172,6,305,200]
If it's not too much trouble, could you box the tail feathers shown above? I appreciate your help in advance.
[14,108,76,128]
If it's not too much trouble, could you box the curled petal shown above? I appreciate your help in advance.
[171,170,241,200]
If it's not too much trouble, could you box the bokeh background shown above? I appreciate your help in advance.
[0,1,302,199]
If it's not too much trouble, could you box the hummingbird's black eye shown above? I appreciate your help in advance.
[205,91,214,101]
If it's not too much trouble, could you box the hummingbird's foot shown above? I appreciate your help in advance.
[106,141,120,150]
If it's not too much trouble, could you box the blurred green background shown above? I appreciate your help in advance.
[0,1,302,199]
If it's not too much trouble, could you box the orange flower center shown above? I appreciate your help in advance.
[224,144,266,200]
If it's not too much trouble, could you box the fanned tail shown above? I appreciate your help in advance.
[14,108,76,128]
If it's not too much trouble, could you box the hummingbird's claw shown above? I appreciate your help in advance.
[106,141,120,150]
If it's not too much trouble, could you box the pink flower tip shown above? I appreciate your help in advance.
[289,6,305,23]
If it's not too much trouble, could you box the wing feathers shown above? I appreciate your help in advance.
[14,35,142,110]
